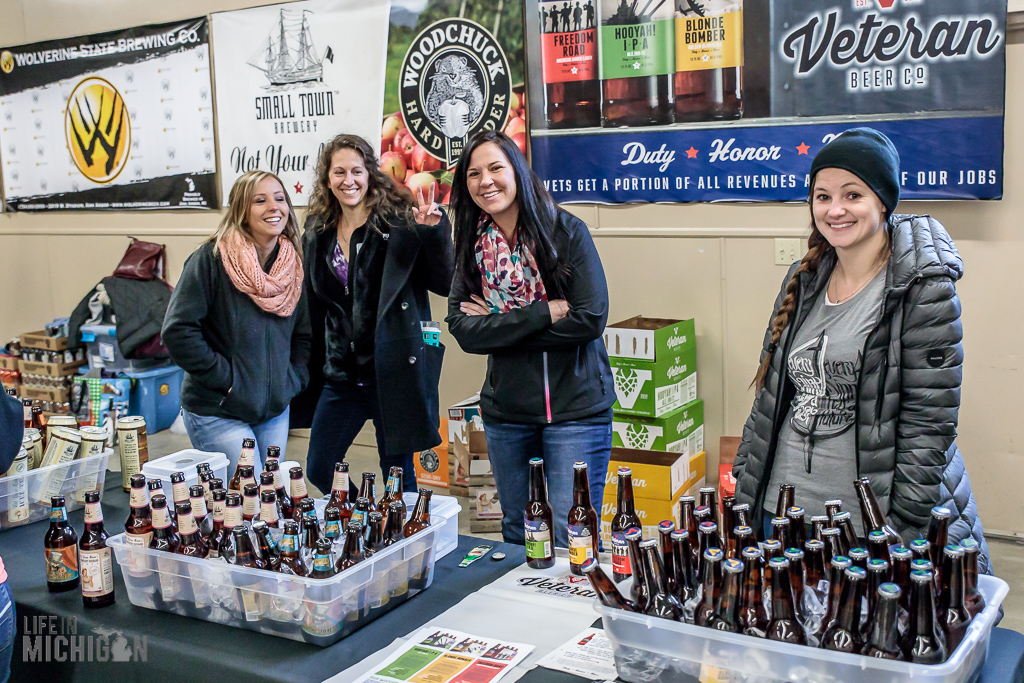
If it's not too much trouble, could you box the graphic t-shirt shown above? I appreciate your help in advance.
[766,267,886,533]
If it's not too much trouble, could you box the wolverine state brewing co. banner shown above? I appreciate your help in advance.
[212,0,390,207]
[0,19,216,211]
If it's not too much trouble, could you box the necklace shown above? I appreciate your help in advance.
[828,257,887,304]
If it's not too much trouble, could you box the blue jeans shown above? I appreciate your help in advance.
[306,381,417,496]
[181,407,291,478]
[483,419,611,547]
[0,579,14,683]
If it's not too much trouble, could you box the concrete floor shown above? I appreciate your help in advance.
[146,427,1024,634]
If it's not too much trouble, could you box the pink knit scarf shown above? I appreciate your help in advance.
[218,229,302,317]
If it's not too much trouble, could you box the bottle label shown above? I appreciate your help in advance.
[385,475,400,494]
[80,547,114,597]
[45,546,79,583]
[612,532,632,575]
[172,481,189,503]
[291,477,308,498]
[325,520,341,539]
[280,535,298,553]
[600,0,675,79]
[223,508,242,529]
[152,507,171,530]
[129,487,149,509]
[124,531,153,576]
[333,470,350,493]
[238,447,255,467]
[84,502,103,524]
[313,554,332,572]
[50,506,68,523]
[351,510,365,528]
[303,601,342,638]
[179,514,197,535]
[540,1,598,84]
[675,1,742,72]
[524,518,552,560]
[191,497,209,519]
[260,504,279,525]
[212,499,226,522]
[243,496,258,517]
[568,524,595,565]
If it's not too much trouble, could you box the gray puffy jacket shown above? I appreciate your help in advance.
[732,215,992,574]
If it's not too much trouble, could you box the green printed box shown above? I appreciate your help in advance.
[604,317,696,418]
[611,399,704,456]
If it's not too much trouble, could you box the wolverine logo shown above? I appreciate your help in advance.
[64,77,131,184]
[0,51,13,74]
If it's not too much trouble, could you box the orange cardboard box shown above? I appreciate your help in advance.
[414,418,449,489]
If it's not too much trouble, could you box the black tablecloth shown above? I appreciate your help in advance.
[4,477,525,682]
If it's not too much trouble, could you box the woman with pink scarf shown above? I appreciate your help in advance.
[163,170,311,474]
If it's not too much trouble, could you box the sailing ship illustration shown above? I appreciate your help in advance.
[248,9,333,87]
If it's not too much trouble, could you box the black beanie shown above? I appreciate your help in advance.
[809,128,900,216]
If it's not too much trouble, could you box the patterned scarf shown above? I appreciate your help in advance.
[474,218,547,313]
[218,229,302,317]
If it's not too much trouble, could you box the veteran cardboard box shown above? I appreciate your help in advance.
[612,399,704,455]
[600,477,706,544]
[604,317,697,419]
[603,447,706,501]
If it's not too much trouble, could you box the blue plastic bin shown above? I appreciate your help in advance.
[123,365,184,433]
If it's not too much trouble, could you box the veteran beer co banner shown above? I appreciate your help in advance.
[525,0,1007,203]
[0,19,216,211]
[212,0,390,207]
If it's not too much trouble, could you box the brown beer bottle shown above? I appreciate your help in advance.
[149,494,180,554]
[738,546,768,636]
[849,546,870,572]
[864,582,905,660]
[810,515,829,542]
[625,527,648,609]
[252,520,281,572]
[678,494,697,542]
[865,558,891,635]
[524,459,555,570]
[960,538,986,618]
[351,497,372,534]
[784,547,805,619]
[175,501,209,559]
[910,538,931,563]
[732,525,756,558]
[833,511,859,554]
[288,467,310,523]
[867,530,890,563]
[786,506,807,549]
[568,461,600,575]
[710,557,744,632]
[854,477,901,544]
[599,0,675,127]
[21,398,33,429]
[657,520,675,592]
[582,558,639,611]
[378,466,405,522]
[825,499,843,525]
[242,483,260,523]
[232,525,265,570]
[265,460,292,521]
[720,496,736,552]
[821,566,867,653]
[698,486,718,525]
[257,490,282,529]
[766,557,805,644]
[217,492,244,561]
[301,516,320,568]
[324,462,354,526]
[611,467,641,582]
[229,438,257,492]
[148,480,173,524]
[237,466,257,497]
[694,547,724,627]
[900,570,948,664]
[382,500,405,547]
[336,520,366,571]
[927,507,952,577]
[189,485,214,543]
[770,516,791,550]
[891,545,913,612]
[324,506,342,548]
[693,505,712,528]
[803,539,826,594]
[696,521,721,578]
[403,488,433,537]
[208,489,227,558]
[732,502,751,529]
[539,0,601,128]
[937,544,971,653]
[821,527,843,564]
[775,484,795,520]
[365,511,385,554]
[124,474,154,574]
[359,472,378,514]
[79,491,115,607]
[640,539,684,620]
[259,471,283,522]
[169,471,189,510]
[279,521,308,576]
[673,0,743,121]
[823,555,852,632]
[670,529,696,603]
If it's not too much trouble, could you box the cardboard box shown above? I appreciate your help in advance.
[604,447,706,502]
[0,356,18,371]
[21,331,69,352]
[468,484,503,533]
[19,359,87,377]
[612,399,704,455]
[605,317,697,418]
[599,477,705,544]
[21,385,71,403]
[414,418,450,489]
[448,456,494,496]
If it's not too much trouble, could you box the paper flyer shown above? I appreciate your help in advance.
[356,626,533,683]
[536,628,618,681]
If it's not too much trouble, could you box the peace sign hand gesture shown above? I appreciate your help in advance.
[414,184,443,226]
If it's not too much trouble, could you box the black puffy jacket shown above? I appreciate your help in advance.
[733,215,992,574]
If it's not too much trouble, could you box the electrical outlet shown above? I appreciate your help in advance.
[774,238,802,266]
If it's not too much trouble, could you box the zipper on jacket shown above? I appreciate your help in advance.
[264,324,272,422]
[542,351,552,423]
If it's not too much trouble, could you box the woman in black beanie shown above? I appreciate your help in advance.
[731,128,992,573]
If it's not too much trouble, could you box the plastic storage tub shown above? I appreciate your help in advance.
[80,324,169,372]
[142,449,229,493]
[0,449,111,531]
[125,365,184,432]
[107,493,462,645]
[597,574,1008,683]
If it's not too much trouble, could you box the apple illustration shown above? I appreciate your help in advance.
[381,115,402,150]
[379,151,407,184]
[504,116,526,138]
[412,145,443,173]
[406,172,437,202]
[511,132,527,155]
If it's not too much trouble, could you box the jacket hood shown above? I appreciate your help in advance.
[888,214,963,289]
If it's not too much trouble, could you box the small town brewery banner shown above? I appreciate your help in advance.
[212,0,389,207]
[525,0,1007,204]
[0,19,216,211]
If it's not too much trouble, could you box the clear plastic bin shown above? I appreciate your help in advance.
[597,574,1008,683]
[0,449,111,531]
[142,449,229,494]
[107,494,462,645]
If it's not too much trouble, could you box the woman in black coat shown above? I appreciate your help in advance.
[299,134,453,495]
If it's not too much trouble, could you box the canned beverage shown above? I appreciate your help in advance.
[75,426,107,505]
[34,426,82,504]
[117,416,149,492]
[5,448,31,526]
[45,414,79,446]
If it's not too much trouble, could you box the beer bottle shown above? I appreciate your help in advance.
[738,546,768,637]
[217,492,244,562]
[673,0,743,121]
[833,511,859,554]
[382,500,405,547]
[821,566,867,653]
[208,489,227,558]
[785,506,807,549]
[678,494,697,542]
[770,516,791,551]
[188,485,213,543]
[279,520,308,576]
[124,473,154,577]
[670,529,696,603]
[582,558,639,611]
[825,499,843,526]
[891,545,913,612]
[640,539,684,620]
[823,555,852,632]
[864,582,905,660]
[301,516,320,569]
[710,557,744,632]
[937,544,971,653]
[910,538,931,564]
[761,538,782,564]
[732,525,756,558]
[568,461,600,576]
[774,484,795,520]
[198,468,214,507]
[22,397,33,429]
[810,515,829,542]
[252,520,281,572]
[900,570,948,664]
[611,467,641,582]
[351,497,372,534]
[720,495,736,551]
[229,438,257,492]
[599,0,675,127]
[208,477,224,498]
[237,466,257,496]
[336,520,366,571]
[854,478,901,545]
[867,530,890,563]
[849,547,869,572]
[696,521,722,578]
[169,471,189,509]
[31,405,45,439]
[232,524,265,570]
[766,557,805,644]
[259,471,283,522]
[912,558,935,578]
[79,491,114,607]
[403,488,433,537]
[324,506,342,549]
[698,486,718,525]
[539,0,601,128]
[784,547,805,620]
[731,502,751,529]
[625,527,648,610]
[149,494,180,554]
[265,460,292,521]
[242,483,260,523]
[175,501,209,559]
[821,527,843,564]
[148,479,174,524]
[657,520,675,592]
[231,525,265,622]
[803,539,826,594]
[927,507,951,578]
[365,511,385,554]
[694,547,724,627]
[299,498,318,533]
[960,538,986,618]
[265,445,281,469]
[359,472,378,514]
[865,558,891,636]
[257,490,282,529]
[378,466,405,522]
[523,458,555,570]
[289,467,310,523]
